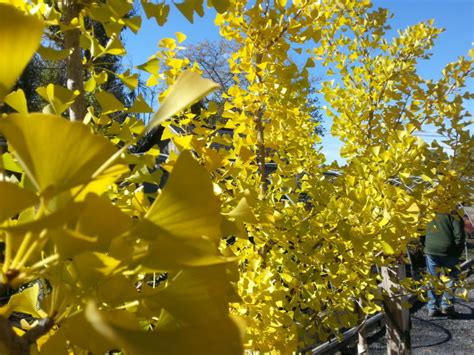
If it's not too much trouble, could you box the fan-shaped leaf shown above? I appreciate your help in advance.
[0,114,121,198]
[0,181,38,223]
[147,71,219,130]
[145,150,221,241]
[85,301,244,355]
[0,4,44,100]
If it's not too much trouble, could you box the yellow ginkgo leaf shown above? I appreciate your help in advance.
[136,57,160,74]
[224,197,258,224]
[96,91,126,114]
[134,221,236,270]
[37,45,70,61]
[380,240,395,255]
[96,275,140,306]
[211,0,230,13]
[0,202,83,234]
[85,301,244,355]
[0,113,120,197]
[116,70,139,90]
[144,265,232,324]
[103,34,126,56]
[69,163,129,202]
[145,150,222,241]
[147,71,219,131]
[59,312,118,354]
[72,252,121,287]
[2,283,47,318]
[175,31,187,43]
[50,228,98,261]
[129,93,154,113]
[173,0,205,23]
[0,181,38,223]
[77,193,132,250]
[141,0,170,26]
[0,4,44,101]
[36,83,79,115]
[3,89,28,114]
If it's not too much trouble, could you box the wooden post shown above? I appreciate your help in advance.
[357,298,368,355]
[357,327,368,355]
[381,265,411,355]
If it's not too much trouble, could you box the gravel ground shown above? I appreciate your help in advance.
[341,272,474,355]
[363,297,474,355]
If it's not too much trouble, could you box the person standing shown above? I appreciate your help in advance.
[424,211,466,318]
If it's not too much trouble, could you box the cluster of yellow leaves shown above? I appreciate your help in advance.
[0,0,472,353]
[156,0,472,351]
[0,2,246,354]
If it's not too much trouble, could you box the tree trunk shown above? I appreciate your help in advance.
[382,265,411,355]
[255,109,267,198]
[63,0,86,121]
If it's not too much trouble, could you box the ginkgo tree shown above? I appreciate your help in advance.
[0,0,472,354]
[0,2,245,354]
[150,0,472,351]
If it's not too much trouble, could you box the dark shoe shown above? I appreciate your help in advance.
[441,307,457,318]
[428,309,442,317]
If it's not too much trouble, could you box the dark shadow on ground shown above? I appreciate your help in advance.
[411,316,452,348]
[449,302,473,320]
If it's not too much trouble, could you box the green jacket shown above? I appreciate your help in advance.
[424,213,466,257]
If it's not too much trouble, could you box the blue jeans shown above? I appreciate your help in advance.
[425,255,460,310]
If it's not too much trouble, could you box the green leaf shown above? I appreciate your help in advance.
[0,152,23,173]
[0,182,38,223]
[0,4,44,101]
[147,71,219,131]
[0,114,120,197]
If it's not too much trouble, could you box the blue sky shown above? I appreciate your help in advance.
[124,0,473,163]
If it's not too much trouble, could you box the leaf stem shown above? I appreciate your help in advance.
[10,232,32,270]
[2,233,12,274]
